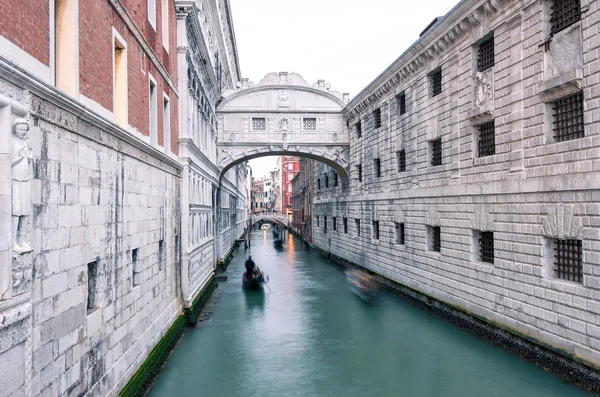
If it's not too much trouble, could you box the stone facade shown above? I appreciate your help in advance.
[291,158,314,244]
[313,0,600,370]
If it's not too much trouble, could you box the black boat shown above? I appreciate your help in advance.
[242,268,268,289]
[273,239,283,248]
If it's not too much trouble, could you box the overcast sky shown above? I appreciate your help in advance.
[228,0,459,179]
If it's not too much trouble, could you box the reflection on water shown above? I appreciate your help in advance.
[148,231,594,397]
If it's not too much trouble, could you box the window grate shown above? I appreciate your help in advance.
[396,223,405,244]
[252,117,266,131]
[554,239,582,283]
[397,92,406,115]
[356,121,362,138]
[303,118,317,131]
[477,36,495,72]
[431,68,442,97]
[373,108,382,129]
[397,149,406,172]
[373,221,379,240]
[374,158,381,178]
[479,231,494,263]
[553,92,584,142]
[431,226,441,252]
[550,0,581,36]
[431,138,442,166]
[478,121,496,157]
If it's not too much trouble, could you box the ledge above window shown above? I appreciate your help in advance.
[538,68,583,103]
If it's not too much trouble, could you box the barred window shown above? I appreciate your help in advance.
[343,218,348,234]
[357,164,362,182]
[397,91,406,115]
[478,121,496,157]
[374,158,381,178]
[355,219,361,237]
[372,221,379,240]
[356,121,362,138]
[316,215,320,227]
[325,174,329,188]
[430,138,442,166]
[324,216,327,233]
[373,108,382,129]
[252,117,266,131]
[553,92,584,142]
[395,223,405,245]
[479,231,494,263]
[477,36,495,72]
[334,173,338,187]
[397,149,406,172]
[303,118,317,131]
[333,217,337,231]
[550,0,581,36]
[317,179,321,190]
[431,68,442,97]
[428,226,441,252]
[554,239,582,283]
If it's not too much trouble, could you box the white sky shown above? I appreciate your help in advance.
[228,0,460,178]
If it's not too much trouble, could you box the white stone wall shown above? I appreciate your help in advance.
[314,0,600,368]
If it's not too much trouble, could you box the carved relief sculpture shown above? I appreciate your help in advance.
[11,118,33,254]
[474,71,491,107]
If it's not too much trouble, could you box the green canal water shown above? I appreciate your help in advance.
[149,230,594,397]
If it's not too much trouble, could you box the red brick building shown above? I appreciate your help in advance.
[281,156,300,215]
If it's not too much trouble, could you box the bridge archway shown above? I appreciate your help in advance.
[216,72,350,185]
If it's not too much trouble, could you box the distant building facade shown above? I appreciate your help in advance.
[291,158,314,244]
[281,156,300,216]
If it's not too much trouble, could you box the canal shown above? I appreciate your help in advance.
[149,230,593,397]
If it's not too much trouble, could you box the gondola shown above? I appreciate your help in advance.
[273,238,283,248]
[344,269,377,302]
[242,268,267,290]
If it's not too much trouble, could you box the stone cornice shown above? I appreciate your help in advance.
[344,0,508,120]
[108,0,179,97]
[221,0,242,82]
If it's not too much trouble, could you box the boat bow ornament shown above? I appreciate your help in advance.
[216,72,350,184]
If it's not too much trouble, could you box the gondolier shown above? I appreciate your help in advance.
[245,256,256,279]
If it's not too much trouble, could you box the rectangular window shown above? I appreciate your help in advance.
[373,108,382,129]
[148,0,156,29]
[252,117,266,131]
[132,248,140,286]
[317,178,321,190]
[553,239,582,283]
[372,221,379,240]
[343,218,348,234]
[288,163,293,170]
[333,217,337,231]
[430,68,442,97]
[158,239,165,270]
[430,138,442,166]
[55,0,78,96]
[552,92,584,142]
[374,158,381,178]
[355,219,361,237]
[303,118,317,131]
[334,173,338,187]
[397,91,406,115]
[87,261,98,313]
[324,216,327,233]
[149,77,158,145]
[356,121,362,138]
[395,223,405,245]
[163,96,170,153]
[113,34,128,127]
[479,231,494,263]
[161,0,169,51]
[428,226,441,252]
[316,215,320,227]
[357,164,362,182]
[325,174,329,188]
[477,35,495,72]
[550,0,581,36]
[397,149,406,172]
[478,121,495,157]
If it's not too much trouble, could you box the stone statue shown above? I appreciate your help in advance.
[11,118,33,254]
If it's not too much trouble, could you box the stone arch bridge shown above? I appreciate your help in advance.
[216,72,350,185]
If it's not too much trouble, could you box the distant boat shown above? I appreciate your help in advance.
[243,268,267,290]
[344,269,378,302]
[273,239,283,248]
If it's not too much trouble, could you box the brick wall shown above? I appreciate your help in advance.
[0,0,50,65]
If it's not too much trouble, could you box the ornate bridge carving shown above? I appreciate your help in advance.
[216,72,350,184]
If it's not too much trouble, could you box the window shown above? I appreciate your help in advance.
[325,174,329,188]
[316,215,320,227]
[333,217,337,231]
[374,158,381,178]
[324,216,327,233]
[303,118,317,131]
[550,0,581,36]
[149,77,158,145]
[355,219,361,237]
[343,218,348,234]
[113,33,128,127]
[373,108,382,129]
[395,223,405,245]
[356,164,362,182]
[477,121,495,157]
[552,92,584,142]
[163,96,170,153]
[397,149,406,172]
[158,240,165,270]
[162,0,169,51]
[148,0,156,29]
[288,163,293,170]
[397,91,406,115]
[356,121,362,138]
[477,36,495,72]
[430,138,442,166]
[553,239,582,283]
[372,221,379,240]
[252,117,266,131]
[55,0,78,96]
[333,173,338,187]
[430,68,442,97]
[478,231,494,263]
[288,174,294,181]
[428,226,441,252]
[317,179,321,190]
[87,261,98,313]
[132,248,140,286]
